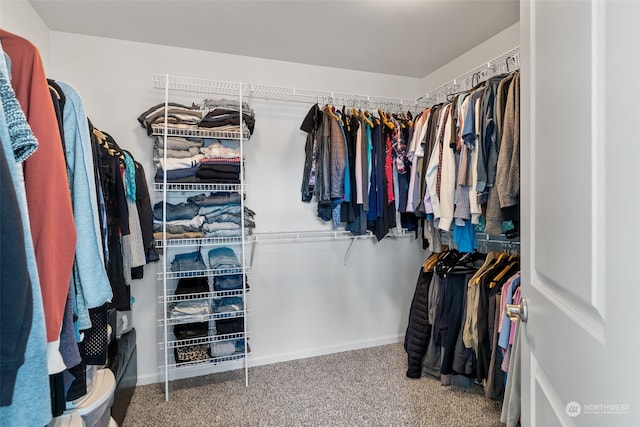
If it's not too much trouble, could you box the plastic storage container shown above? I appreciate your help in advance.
[48,412,85,427]
[65,369,116,427]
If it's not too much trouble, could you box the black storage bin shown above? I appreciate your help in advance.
[107,328,137,426]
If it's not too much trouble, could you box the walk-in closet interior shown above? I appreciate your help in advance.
[5,1,639,426]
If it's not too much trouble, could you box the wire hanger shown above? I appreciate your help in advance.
[506,55,518,72]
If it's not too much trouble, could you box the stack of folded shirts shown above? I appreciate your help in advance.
[137,102,204,136]
[138,98,255,140]
[196,142,243,183]
[153,140,245,184]
[197,98,255,136]
[138,98,255,184]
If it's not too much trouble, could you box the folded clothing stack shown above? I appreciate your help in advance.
[170,277,247,363]
[153,140,244,184]
[152,192,256,240]
[173,322,210,364]
[198,98,255,135]
[170,277,210,319]
[137,102,203,136]
[138,99,255,184]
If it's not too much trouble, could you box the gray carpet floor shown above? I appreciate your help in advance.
[122,343,503,426]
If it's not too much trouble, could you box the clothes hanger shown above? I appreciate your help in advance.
[422,252,441,272]
[360,109,374,127]
[423,246,450,272]
[489,257,520,289]
[470,250,505,286]
[434,248,461,275]
[326,104,341,123]
[505,56,514,72]
[95,127,125,160]
[445,79,487,102]
[378,109,395,130]
[48,84,61,100]
[445,250,486,274]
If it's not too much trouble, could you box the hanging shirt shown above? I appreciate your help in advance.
[0,35,52,427]
[0,30,77,360]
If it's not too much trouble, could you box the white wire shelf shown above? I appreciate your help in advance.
[250,229,371,243]
[152,73,243,96]
[155,229,410,249]
[159,289,246,304]
[248,84,422,113]
[153,182,245,192]
[162,332,247,349]
[417,46,520,106]
[158,309,246,327]
[439,230,520,253]
[152,73,424,113]
[157,266,250,280]
[249,228,412,243]
[151,124,250,140]
[162,352,246,371]
[155,236,244,249]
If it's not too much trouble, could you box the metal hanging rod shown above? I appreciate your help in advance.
[440,229,520,254]
[416,46,520,106]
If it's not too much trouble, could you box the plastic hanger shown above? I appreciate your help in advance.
[326,105,341,124]
[445,250,486,274]
[470,251,503,286]
[434,248,461,275]
[422,246,449,272]
[489,258,520,288]
[48,84,61,100]
[361,109,373,127]
[378,110,395,130]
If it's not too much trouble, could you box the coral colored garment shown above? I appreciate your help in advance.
[0,29,77,343]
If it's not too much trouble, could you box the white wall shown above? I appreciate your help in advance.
[46,31,426,385]
[418,22,520,96]
[0,0,51,69]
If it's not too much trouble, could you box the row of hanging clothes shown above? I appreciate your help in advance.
[299,103,417,240]
[403,243,521,403]
[404,241,521,425]
[412,68,521,252]
[0,29,157,425]
[299,68,520,247]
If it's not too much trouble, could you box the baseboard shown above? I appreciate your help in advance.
[137,359,246,386]
[247,334,403,368]
[136,334,404,386]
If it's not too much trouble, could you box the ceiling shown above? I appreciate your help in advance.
[29,0,519,78]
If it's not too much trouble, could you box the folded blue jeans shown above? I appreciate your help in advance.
[208,247,241,269]
[153,201,199,221]
[199,204,242,216]
[214,297,243,313]
[171,250,207,272]
[214,274,243,291]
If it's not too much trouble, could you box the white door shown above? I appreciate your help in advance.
[520,0,640,426]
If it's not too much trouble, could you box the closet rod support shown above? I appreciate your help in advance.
[249,239,257,268]
[344,237,359,265]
